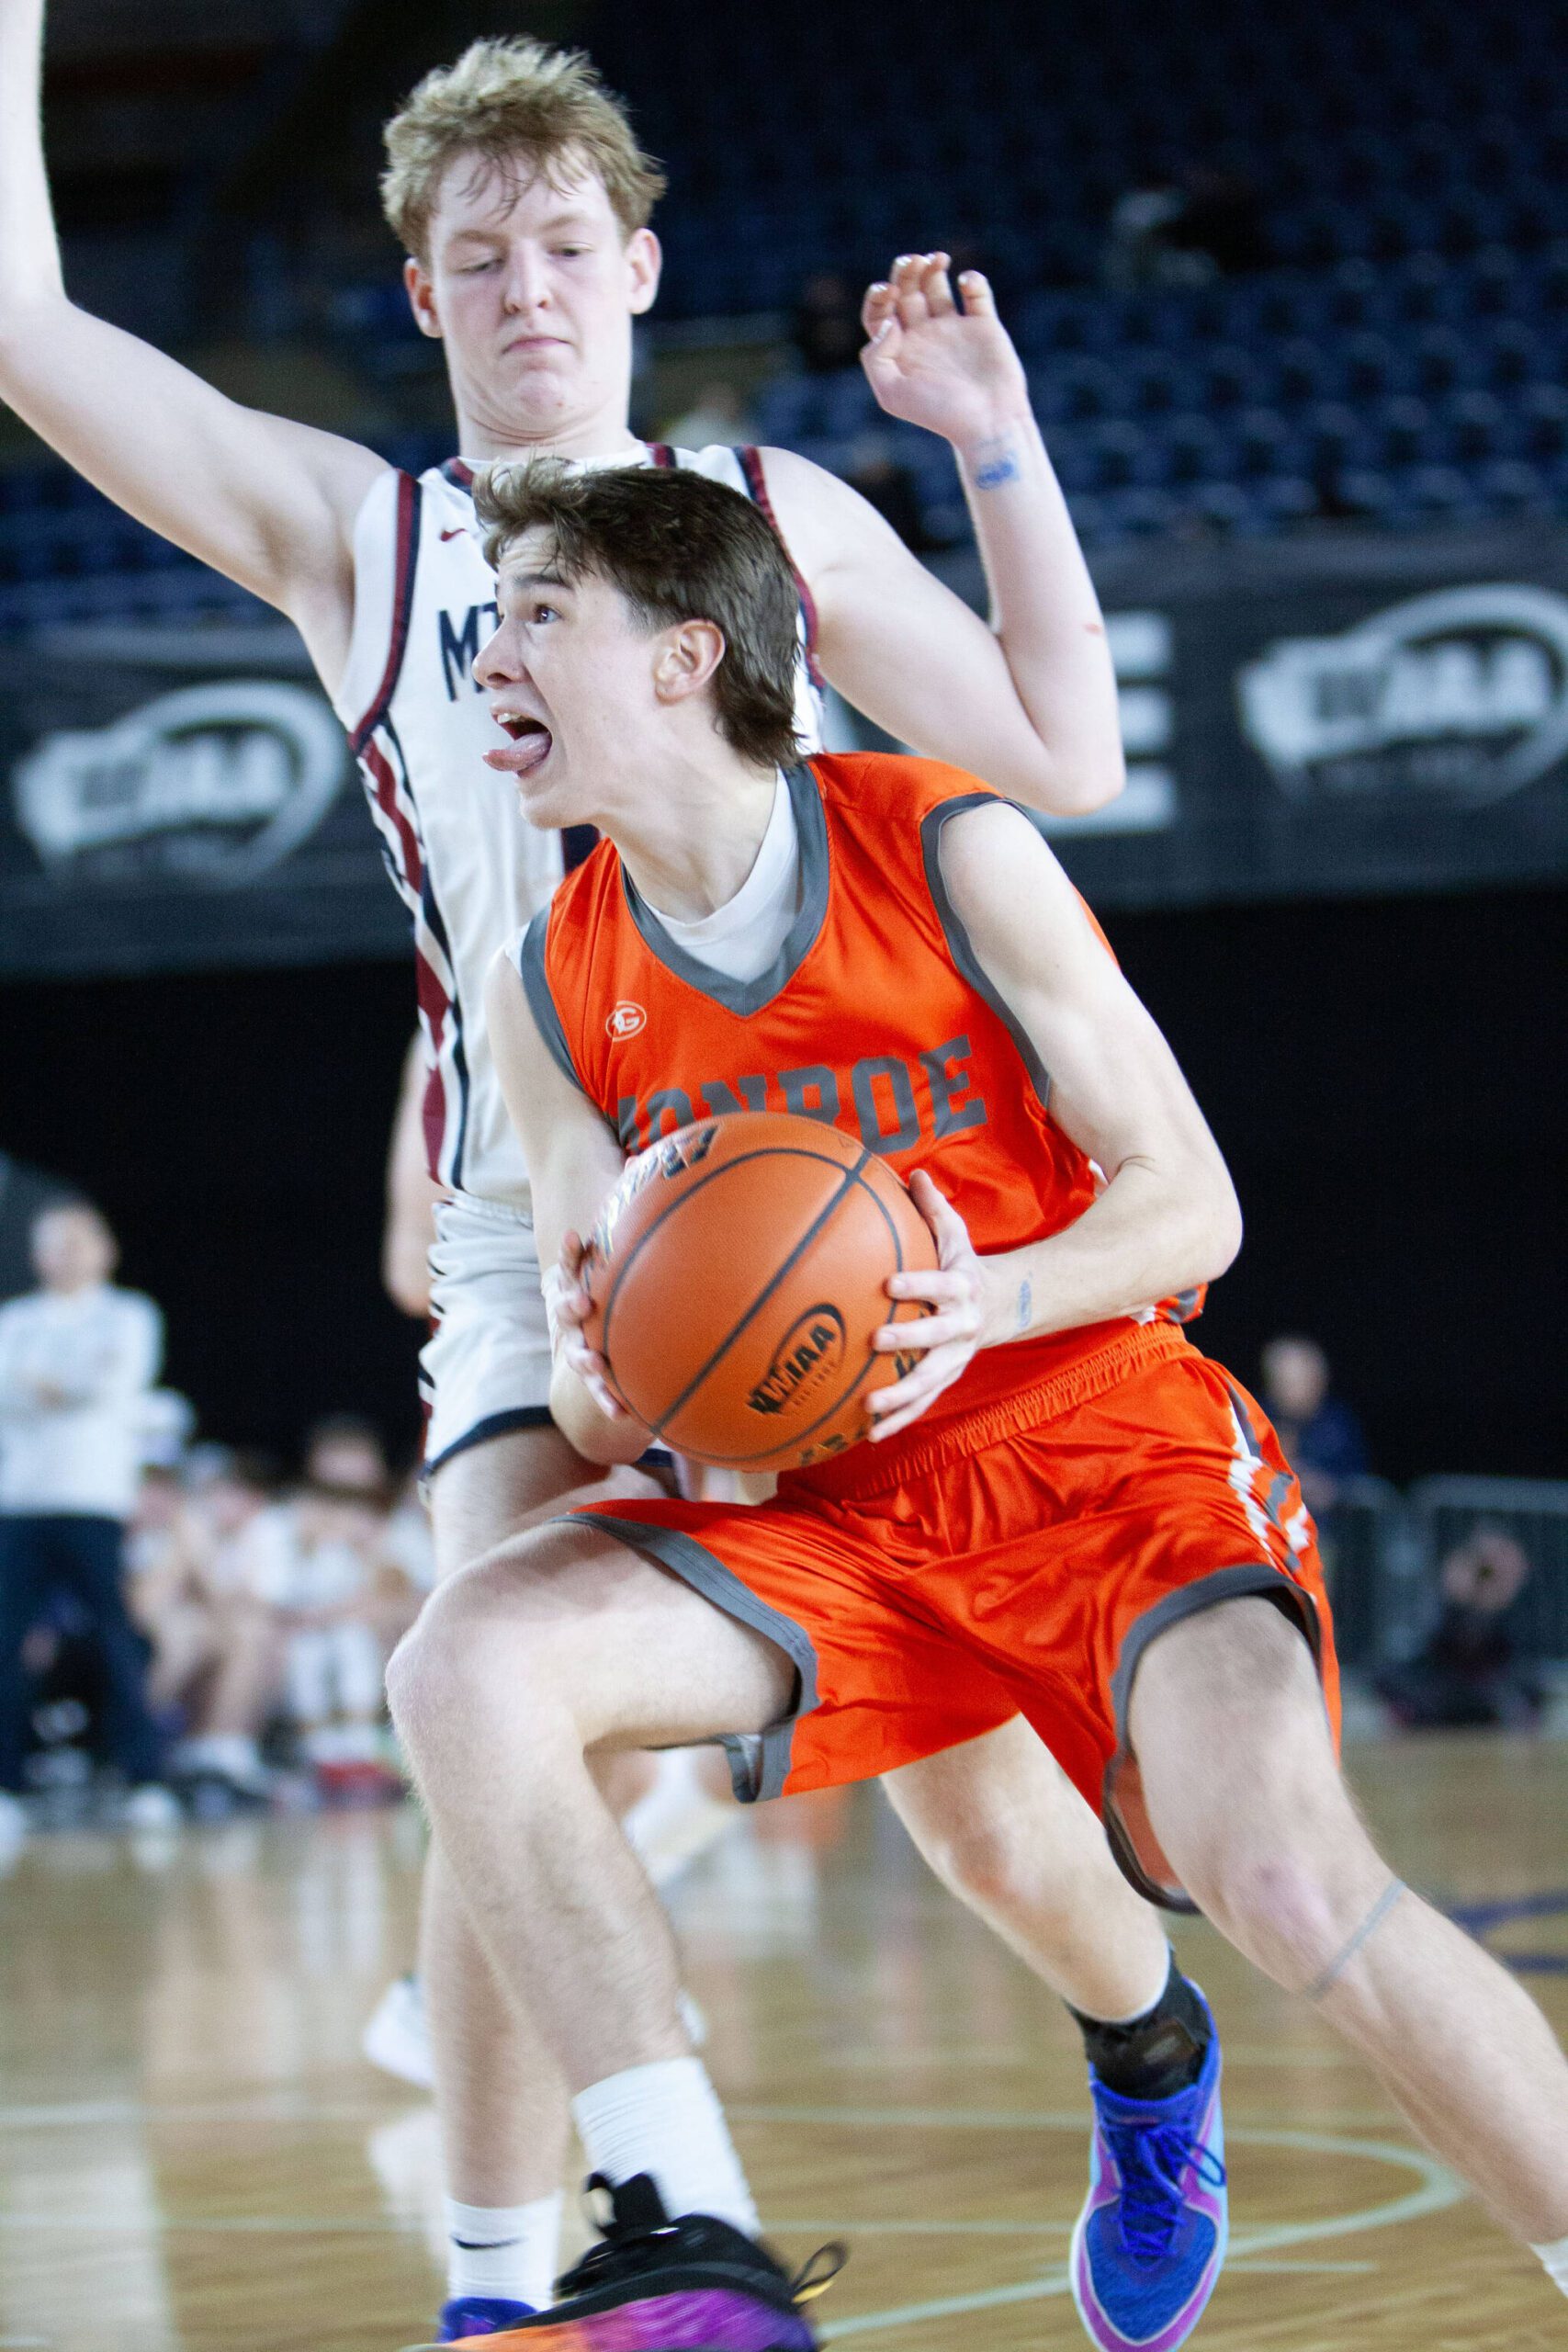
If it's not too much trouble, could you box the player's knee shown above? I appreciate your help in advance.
[1175,1801,1371,1984]
[922,1809,1055,1928]
[388,1548,590,1761]
[386,1568,517,1748]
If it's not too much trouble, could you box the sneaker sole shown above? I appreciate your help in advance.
[412,2334,803,2351]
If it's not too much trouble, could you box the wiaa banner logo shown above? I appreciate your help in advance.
[1238,584,1568,805]
[13,681,346,886]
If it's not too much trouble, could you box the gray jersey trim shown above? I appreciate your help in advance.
[618,763,830,1017]
[515,909,585,1092]
[919,794,1054,1108]
[1102,1560,1325,1913]
[570,1510,818,1803]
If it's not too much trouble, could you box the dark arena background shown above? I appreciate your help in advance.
[1,4,1567,2350]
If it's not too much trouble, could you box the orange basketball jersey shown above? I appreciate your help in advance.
[516,752,1202,1446]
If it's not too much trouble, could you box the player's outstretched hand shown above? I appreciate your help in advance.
[860,253,1031,451]
[546,1233,626,1421]
[869,1170,999,1441]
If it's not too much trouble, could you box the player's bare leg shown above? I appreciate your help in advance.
[387,1425,675,2327]
[890,1713,1224,2352]
[389,1520,786,2168]
[1132,1596,1568,2249]
[390,1521,817,2352]
[886,1718,1170,2022]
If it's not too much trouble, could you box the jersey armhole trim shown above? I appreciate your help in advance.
[919,793,1054,1109]
[739,444,825,688]
[516,908,588,1093]
[349,471,423,754]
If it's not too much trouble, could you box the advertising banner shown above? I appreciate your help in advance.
[0,622,405,978]
[3,522,1567,979]
[1031,518,1568,910]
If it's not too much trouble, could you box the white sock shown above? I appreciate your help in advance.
[445,2193,563,2309]
[1533,2233,1568,2295]
[571,2056,759,2236]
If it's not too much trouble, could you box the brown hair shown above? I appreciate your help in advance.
[381,39,667,264]
[476,460,803,773]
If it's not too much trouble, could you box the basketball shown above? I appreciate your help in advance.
[580,1111,939,1470]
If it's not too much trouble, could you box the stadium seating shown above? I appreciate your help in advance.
[3,0,1566,620]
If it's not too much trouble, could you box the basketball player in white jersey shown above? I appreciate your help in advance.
[0,15,1231,2344]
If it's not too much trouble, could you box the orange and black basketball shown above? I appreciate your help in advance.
[580,1110,937,1470]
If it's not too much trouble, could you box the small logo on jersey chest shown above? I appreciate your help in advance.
[606,1001,647,1040]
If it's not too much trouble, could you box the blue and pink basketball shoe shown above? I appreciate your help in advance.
[1069,1987,1228,2350]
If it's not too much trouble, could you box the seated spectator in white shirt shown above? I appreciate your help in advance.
[127,1461,278,1802]
[238,1479,402,1793]
[0,1203,173,1824]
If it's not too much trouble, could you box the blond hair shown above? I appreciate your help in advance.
[381,38,667,264]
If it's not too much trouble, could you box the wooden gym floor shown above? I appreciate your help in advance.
[1,1734,1565,2352]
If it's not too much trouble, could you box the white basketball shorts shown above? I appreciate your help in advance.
[420,1193,555,1478]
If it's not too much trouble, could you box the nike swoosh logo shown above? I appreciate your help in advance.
[441,526,467,541]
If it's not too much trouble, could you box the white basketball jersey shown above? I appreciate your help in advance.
[331,444,828,1209]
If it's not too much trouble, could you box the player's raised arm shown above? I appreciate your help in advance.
[0,0,385,680]
[483,947,654,1466]
[762,254,1123,819]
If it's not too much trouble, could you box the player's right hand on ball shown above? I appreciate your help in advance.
[546,1234,626,1420]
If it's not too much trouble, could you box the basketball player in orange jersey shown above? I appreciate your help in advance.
[5,0,1231,2310]
[386,461,1568,2350]
[0,12,1229,2338]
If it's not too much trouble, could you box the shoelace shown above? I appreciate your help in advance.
[790,2242,848,2306]
[1102,2111,1227,2267]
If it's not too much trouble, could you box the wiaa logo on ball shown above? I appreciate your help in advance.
[748,1306,847,1419]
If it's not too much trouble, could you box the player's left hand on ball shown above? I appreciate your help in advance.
[547,1234,626,1420]
[860,253,1030,447]
[869,1170,989,1440]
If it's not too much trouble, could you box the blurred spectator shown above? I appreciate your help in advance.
[1104,166,1266,290]
[661,379,753,451]
[1259,1334,1370,1517]
[243,1463,407,1797]
[304,1413,389,1499]
[128,1463,277,1803]
[0,1203,174,1829]
[792,270,863,374]
[1167,166,1269,277]
[196,1448,283,1586]
[1376,1526,1544,1731]
[0,1152,81,1304]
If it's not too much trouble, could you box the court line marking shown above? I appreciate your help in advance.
[1229,2259,1376,2274]
[803,2122,1461,2340]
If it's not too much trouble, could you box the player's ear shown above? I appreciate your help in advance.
[405,255,444,341]
[626,228,661,317]
[653,618,726,706]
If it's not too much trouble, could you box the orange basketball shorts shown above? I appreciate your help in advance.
[574,1324,1340,1909]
